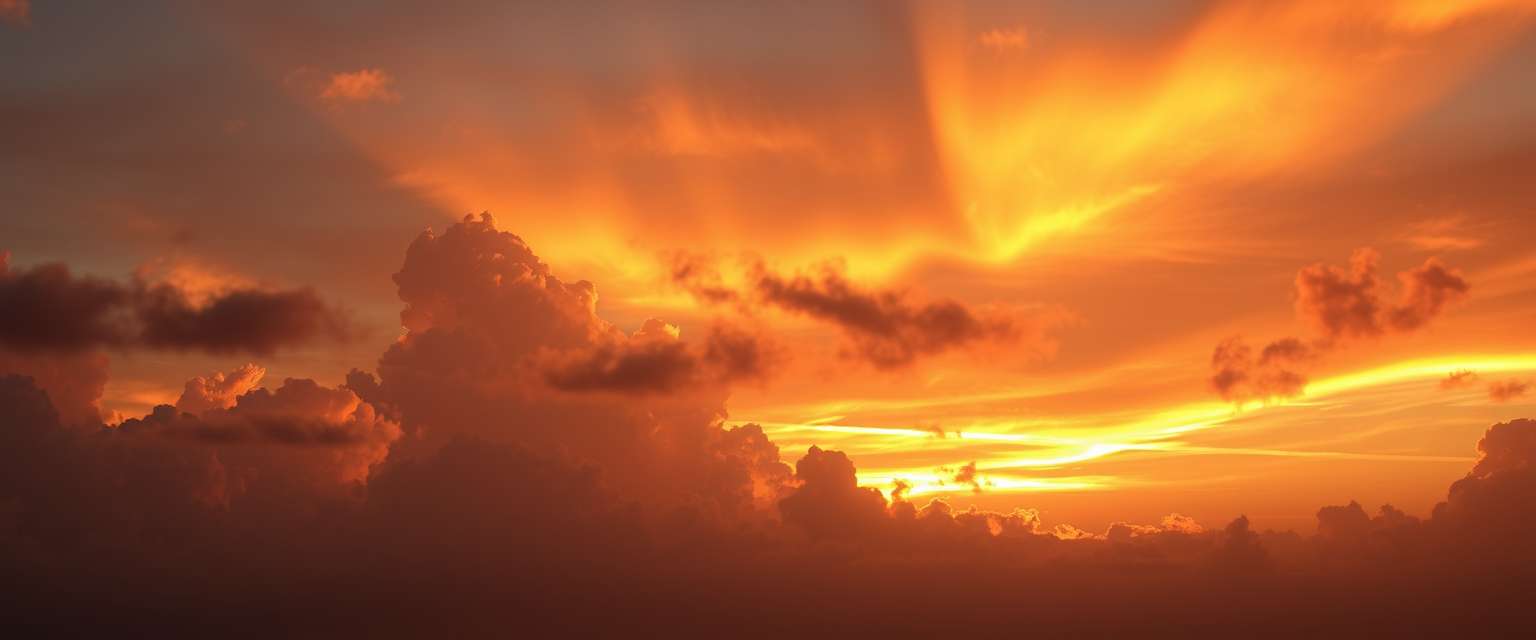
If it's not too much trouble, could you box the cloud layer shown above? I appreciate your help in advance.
[3,216,1534,635]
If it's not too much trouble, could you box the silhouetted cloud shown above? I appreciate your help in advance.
[1212,249,1468,403]
[673,255,1057,368]
[1295,248,1469,341]
[1209,336,1314,402]
[544,320,780,394]
[0,252,351,355]
[1488,378,1531,403]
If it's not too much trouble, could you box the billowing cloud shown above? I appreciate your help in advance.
[952,460,982,493]
[1295,248,1469,341]
[543,320,780,394]
[320,68,399,103]
[1212,250,1468,402]
[1209,336,1314,402]
[0,252,351,355]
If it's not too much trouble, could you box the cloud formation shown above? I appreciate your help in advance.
[0,252,350,355]
[1489,378,1531,403]
[673,255,1057,369]
[1213,249,1468,403]
[1295,248,1469,341]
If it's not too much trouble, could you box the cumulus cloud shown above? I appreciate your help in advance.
[176,363,266,414]
[673,255,1056,369]
[1488,378,1531,403]
[1211,249,1468,403]
[1209,336,1314,402]
[0,252,351,355]
[952,460,983,493]
[1295,248,1469,341]
[320,68,399,103]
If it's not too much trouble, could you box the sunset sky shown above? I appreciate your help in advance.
[5,1,1536,634]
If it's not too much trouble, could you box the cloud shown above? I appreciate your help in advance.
[1212,249,1467,403]
[543,321,780,394]
[952,460,982,493]
[1295,248,1388,340]
[675,256,1058,369]
[1295,248,1469,341]
[778,445,890,539]
[319,69,399,103]
[1488,378,1531,403]
[176,363,266,414]
[0,252,351,355]
[1440,368,1479,390]
[1209,336,1314,402]
[0,0,27,27]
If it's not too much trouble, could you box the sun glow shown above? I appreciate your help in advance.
[744,353,1535,498]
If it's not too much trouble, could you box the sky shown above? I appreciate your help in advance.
[5,1,1536,634]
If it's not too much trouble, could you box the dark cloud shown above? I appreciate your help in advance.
[543,320,781,394]
[1211,250,1468,403]
[0,252,351,355]
[1295,248,1387,340]
[1209,336,1314,402]
[1440,368,1479,390]
[134,284,351,355]
[1488,378,1531,403]
[674,255,1054,369]
[952,460,982,493]
[1295,248,1469,342]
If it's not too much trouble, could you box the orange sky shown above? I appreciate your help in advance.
[4,0,1536,534]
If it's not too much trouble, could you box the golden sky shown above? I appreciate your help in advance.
[4,0,1536,534]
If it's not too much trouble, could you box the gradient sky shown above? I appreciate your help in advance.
[5,0,1536,536]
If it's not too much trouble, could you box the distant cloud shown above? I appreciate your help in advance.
[1210,336,1315,403]
[1489,379,1531,403]
[672,254,1060,369]
[1295,248,1469,341]
[1440,369,1480,390]
[0,251,351,355]
[0,0,28,27]
[319,68,399,103]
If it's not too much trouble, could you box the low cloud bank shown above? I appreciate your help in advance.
[4,217,1533,636]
